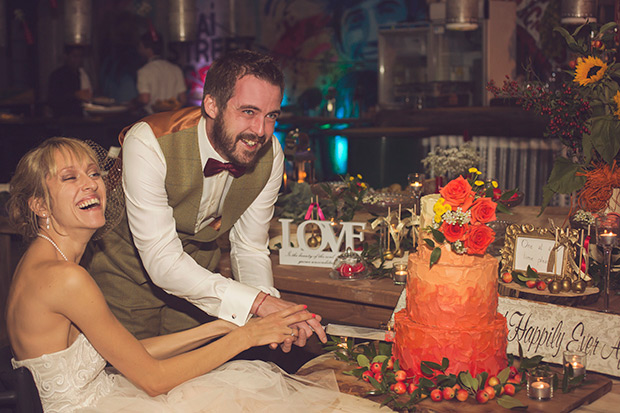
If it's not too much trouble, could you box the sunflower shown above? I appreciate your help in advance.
[573,56,608,86]
[614,91,620,120]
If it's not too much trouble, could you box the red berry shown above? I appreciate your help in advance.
[394,370,407,382]
[393,382,407,395]
[370,362,382,374]
[407,383,418,394]
[526,280,536,288]
[456,389,469,402]
[362,370,372,382]
[476,389,490,404]
[536,280,547,290]
[386,357,395,370]
[430,388,443,402]
[504,383,516,396]
[374,372,383,383]
[443,387,455,400]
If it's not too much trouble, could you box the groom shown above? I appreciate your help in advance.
[87,50,325,352]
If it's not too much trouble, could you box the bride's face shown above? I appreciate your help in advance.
[45,149,106,233]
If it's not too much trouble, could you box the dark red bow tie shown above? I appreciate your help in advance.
[203,158,246,178]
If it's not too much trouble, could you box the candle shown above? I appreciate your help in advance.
[570,362,586,377]
[529,381,551,399]
[393,264,407,285]
[599,230,617,247]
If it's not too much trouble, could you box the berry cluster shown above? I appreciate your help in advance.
[487,78,591,154]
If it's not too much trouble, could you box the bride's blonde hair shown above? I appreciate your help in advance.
[7,137,99,241]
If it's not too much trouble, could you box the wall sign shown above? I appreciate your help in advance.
[278,219,366,267]
[499,296,620,377]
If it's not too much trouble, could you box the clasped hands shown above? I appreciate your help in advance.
[252,293,326,352]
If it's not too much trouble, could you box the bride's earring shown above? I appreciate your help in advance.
[42,214,50,230]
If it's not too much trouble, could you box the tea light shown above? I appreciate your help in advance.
[598,230,617,247]
[563,351,587,378]
[529,381,552,399]
[393,264,407,285]
[526,369,553,400]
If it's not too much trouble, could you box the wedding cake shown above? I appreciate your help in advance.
[392,188,508,377]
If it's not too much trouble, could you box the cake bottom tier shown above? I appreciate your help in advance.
[393,309,508,378]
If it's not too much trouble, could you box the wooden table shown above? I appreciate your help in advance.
[297,352,618,413]
[218,253,403,329]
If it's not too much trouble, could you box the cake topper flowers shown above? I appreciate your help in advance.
[422,170,515,266]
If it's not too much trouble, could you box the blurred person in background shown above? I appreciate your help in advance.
[48,45,92,117]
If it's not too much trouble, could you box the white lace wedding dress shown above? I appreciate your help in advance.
[12,334,388,412]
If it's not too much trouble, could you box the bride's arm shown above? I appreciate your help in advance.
[53,265,311,396]
[139,320,236,359]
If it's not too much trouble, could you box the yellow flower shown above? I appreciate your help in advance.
[361,183,367,189]
[573,56,607,86]
[349,176,354,181]
[468,167,478,173]
[433,198,451,222]
[492,181,498,188]
[357,174,363,179]
[476,171,482,175]
[614,91,620,120]
[474,180,484,186]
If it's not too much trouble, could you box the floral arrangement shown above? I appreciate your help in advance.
[423,170,514,266]
[421,142,482,179]
[488,21,620,212]
[321,173,368,222]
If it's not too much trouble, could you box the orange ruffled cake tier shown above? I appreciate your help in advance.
[393,310,508,377]
[406,246,499,328]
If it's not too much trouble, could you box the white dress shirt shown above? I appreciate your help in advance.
[122,116,283,326]
[136,57,186,114]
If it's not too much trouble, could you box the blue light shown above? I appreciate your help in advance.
[331,135,348,174]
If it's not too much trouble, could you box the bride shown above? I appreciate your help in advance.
[5,137,387,412]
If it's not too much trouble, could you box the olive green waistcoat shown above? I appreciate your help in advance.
[86,116,274,304]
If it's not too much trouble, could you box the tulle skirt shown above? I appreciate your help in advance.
[80,360,389,412]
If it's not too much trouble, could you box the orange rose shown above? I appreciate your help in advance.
[439,176,475,210]
[464,224,495,255]
[440,222,469,243]
[470,197,497,224]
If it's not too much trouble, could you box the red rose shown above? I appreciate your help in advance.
[492,188,502,201]
[440,176,475,210]
[464,224,495,255]
[440,222,469,243]
[470,197,497,224]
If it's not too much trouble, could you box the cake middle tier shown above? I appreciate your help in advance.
[393,309,508,378]
[407,248,500,328]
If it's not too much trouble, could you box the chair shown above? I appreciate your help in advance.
[0,346,42,413]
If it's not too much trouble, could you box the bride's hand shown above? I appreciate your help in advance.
[241,305,313,348]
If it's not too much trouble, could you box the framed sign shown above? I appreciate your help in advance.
[500,224,580,277]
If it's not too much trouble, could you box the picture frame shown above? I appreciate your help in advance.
[500,224,580,277]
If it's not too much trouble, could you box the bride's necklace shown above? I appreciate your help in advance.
[37,233,68,262]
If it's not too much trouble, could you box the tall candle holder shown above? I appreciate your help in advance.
[407,173,424,215]
[595,214,620,313]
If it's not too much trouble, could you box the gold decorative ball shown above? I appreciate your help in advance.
[548,280,562,294]
[561,279,572,292]
[307,235,320,248]
[543,276,554,285]
[572,280,587,294]
[394,247,404,258]
[384,251,394,260]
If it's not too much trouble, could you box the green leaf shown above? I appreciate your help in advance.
[441,357,450,371]
[496,395,528,409]
[498,367,511,384]
[496,203,512,215]
[545,157,587,193]
[588,117,620,164]
[418,377,436,389]
[422,360,443,371]
[431,228,446,243]
[421,363,434,377]
[357,354,370,368]
[599,21,618,35]
[423,238,435,249]
[372,355,389,364]
[430,247,442,266]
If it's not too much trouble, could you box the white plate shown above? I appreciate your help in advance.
[83,103,128,114]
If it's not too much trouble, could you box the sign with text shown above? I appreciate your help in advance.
[278,219,366,267]
[499,297,620,377]
[513,236,565,275]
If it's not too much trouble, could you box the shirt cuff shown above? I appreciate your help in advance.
[219,281,262,327]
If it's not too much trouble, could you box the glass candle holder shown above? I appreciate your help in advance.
[563,350,587,378]
[407,173,425,215]
[595,214,620,312]
[392,264,408,285]
[526,369,553,400]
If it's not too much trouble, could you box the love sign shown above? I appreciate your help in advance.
[278,219,367,267]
